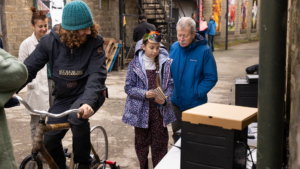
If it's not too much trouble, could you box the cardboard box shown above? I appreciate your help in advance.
[182,103,258,130]
[181,103,257,168]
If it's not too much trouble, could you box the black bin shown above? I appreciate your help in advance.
[181,122,248,169]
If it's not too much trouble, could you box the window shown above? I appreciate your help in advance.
[35,0,66,29]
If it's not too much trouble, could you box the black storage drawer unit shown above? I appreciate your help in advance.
[235,79,258,108]
[181,122,248,169]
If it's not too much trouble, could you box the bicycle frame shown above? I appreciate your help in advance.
[32,117,104,169]
[13,95,118,169]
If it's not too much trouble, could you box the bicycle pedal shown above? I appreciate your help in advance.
[65,153,72,158]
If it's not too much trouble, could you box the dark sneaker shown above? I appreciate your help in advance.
[77,163,91,169]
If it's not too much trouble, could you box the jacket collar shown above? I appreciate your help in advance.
[140,20,147,24]
[31,32,39,47]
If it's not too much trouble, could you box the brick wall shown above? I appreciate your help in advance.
[82,0,120,40]
[3,0,34,57]
[124,0,139,45]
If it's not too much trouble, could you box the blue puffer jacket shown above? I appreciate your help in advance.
[123,42,176,128]
[207,19,217,35]
[170,32,218,111]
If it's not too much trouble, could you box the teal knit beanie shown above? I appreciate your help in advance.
[61,0,94,31]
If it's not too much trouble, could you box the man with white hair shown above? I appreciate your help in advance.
[170,17,218,143]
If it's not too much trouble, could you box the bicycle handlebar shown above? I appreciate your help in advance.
[13,95,82,118]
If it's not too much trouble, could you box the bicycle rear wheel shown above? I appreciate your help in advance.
[19,155,43,169]
[90,126,108,169]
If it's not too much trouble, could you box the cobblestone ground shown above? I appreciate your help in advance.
[5,41,259,169]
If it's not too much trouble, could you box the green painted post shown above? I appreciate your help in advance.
[257,0,288,168]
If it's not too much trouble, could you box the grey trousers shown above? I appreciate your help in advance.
[48,78,55,107]
[29,79,55,142]
[171,102,183,143]
[30,114,40,142]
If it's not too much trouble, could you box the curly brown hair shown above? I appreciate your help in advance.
[56,23,100,48]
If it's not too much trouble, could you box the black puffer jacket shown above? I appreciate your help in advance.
[20,26,107,111]
[133,21,156,42]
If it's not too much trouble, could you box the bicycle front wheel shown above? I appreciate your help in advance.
[19,154,43,169]
[90,126,108,169]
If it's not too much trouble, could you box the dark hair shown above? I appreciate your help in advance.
[191,13,195,17]
[139,14,147,21]
[142,35,161,87]
[30,7,47,25]
[56,23,100,49]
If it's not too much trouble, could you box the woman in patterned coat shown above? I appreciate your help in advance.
[122,28,176,169]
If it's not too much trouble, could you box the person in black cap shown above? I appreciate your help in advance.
[133,14,156,42]
[16,1,107,169]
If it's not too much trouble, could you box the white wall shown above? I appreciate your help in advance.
[174,0,197,19]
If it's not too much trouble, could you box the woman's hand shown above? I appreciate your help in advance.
[155,97,165,105]
[78,104,94,119]
[145,91,157,99]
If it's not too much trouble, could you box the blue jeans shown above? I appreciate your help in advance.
[208,34,215,52]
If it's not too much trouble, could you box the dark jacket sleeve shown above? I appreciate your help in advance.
[151,24,156,31]
[17,36,49,93]
[81,37,107,111]
[133,27,138,42]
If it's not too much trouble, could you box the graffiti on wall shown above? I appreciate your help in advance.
[252,0,258,29]
[241,0,248,30]
[213,0,222,31]
[228,0,236,31]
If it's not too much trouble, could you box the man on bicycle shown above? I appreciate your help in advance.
[17,1,107,169]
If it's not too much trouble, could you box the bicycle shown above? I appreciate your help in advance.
[13,95,120,169]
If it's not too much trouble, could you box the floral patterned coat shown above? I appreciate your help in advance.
[122,46,176,129]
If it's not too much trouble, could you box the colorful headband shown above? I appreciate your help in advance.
[144,27,164,43]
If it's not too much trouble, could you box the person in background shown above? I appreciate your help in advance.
[170,17,218,143]
[18,7,52,157]
[123,28,176,169]
[191,13,197,30]
[200,15,208,38]
[18,8,53,159]
[0,33,3,49]
[191,13,196,21]
[207,15,217,52]
[133,14,156,42]
[0,49,28,169]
